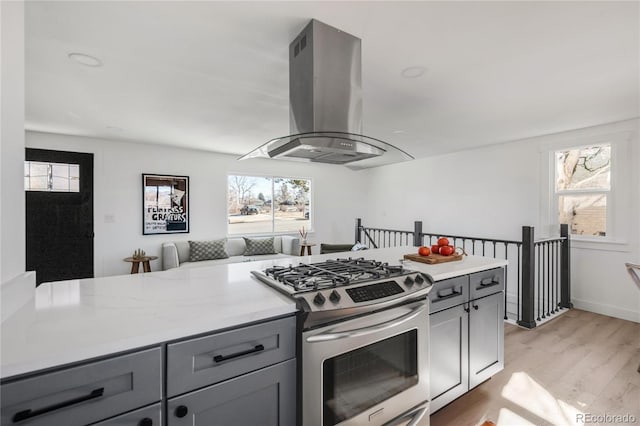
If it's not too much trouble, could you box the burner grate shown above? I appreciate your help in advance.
[264,258,408,291]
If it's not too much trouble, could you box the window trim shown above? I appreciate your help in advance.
[539,130,632,252]
[227,172,313,236]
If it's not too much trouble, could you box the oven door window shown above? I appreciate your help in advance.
[322,329,418,425]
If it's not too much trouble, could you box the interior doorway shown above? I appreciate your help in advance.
[25,148,94,285]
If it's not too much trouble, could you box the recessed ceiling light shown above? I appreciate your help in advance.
[401,66,427,79]
[392,130,405,134]
[106,126,123,132]
[68,52,103,67]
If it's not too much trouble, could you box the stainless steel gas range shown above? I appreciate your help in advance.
[252,257,434,426]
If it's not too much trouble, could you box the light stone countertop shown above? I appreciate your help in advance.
[0,246,506,380]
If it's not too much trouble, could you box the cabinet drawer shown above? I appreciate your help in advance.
[469,268,504,300]
[92,403,162,426]
[428,276,469,314]
[167,316,296,397]
[1,348,162,426]
[167,359,296,426]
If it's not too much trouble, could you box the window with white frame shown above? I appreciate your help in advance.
[227,175,311,235]
[554,144,610,237]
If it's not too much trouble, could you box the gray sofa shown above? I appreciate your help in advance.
[162,236,300,270]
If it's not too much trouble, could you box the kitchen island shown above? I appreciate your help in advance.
[1,247,506,425]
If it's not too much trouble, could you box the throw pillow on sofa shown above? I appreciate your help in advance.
[189,239,229,262]
[244,237,276,256]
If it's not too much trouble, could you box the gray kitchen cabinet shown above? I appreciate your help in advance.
[165,315,296,426]
[469,292,504,389]
[1,315,296,426]
[429,268,505,413]
[0,348,162,426]
[429,304,468,411]
[166,358,296,426]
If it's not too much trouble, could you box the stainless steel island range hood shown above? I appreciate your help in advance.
[239,20,414,170]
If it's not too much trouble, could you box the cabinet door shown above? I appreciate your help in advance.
[429,304,468,413]
[469,293,504,389]
[167,359,295,426]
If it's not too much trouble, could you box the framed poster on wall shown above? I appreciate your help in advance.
[142,174,189,235]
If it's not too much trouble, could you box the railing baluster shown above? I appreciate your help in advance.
[555,241,560,313]
[546,242,550,317]
[560,224,572,309]
[553,241,558,313]
[517,244,521,322]
[503,242,508,320]
[548,242,552,315]
[537,243,542,321]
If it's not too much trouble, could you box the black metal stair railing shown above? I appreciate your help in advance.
[354,218,571,328]
[355,218,414,249]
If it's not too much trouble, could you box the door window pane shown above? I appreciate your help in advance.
[25,161,80,192]
[322,330,418,425]
[559,194,607,236]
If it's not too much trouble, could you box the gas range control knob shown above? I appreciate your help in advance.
[404,276,414,286]
[415,274,424,284]
[329,290,341,303]
[313,292,326,306]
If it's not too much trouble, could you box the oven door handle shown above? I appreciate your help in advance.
[305,304,426,343]
[383,402,429,426]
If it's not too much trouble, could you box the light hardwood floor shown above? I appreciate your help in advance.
[430,309,640,426]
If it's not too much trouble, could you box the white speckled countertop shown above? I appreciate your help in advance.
[0,247,506,380]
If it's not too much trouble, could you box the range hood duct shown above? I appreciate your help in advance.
[239,20,413,170]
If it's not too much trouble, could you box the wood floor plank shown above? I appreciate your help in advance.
[430,309,640,426]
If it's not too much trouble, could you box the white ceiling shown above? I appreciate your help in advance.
[25,1,639,160]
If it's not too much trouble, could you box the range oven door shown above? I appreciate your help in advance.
[302,300,429,426]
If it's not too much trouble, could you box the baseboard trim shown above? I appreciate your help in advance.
[571,298,640,323]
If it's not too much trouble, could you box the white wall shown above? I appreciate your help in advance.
[362,120,640,322]
[1,1,27,284]
[26,131,367,277]
[360,140,541,241]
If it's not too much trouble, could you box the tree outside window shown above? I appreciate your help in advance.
[228,175,311,234]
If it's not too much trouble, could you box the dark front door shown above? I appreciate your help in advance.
[25,149,94,285]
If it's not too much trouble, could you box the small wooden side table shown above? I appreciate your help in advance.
[124,256,158,274]
[299,243,316,256]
